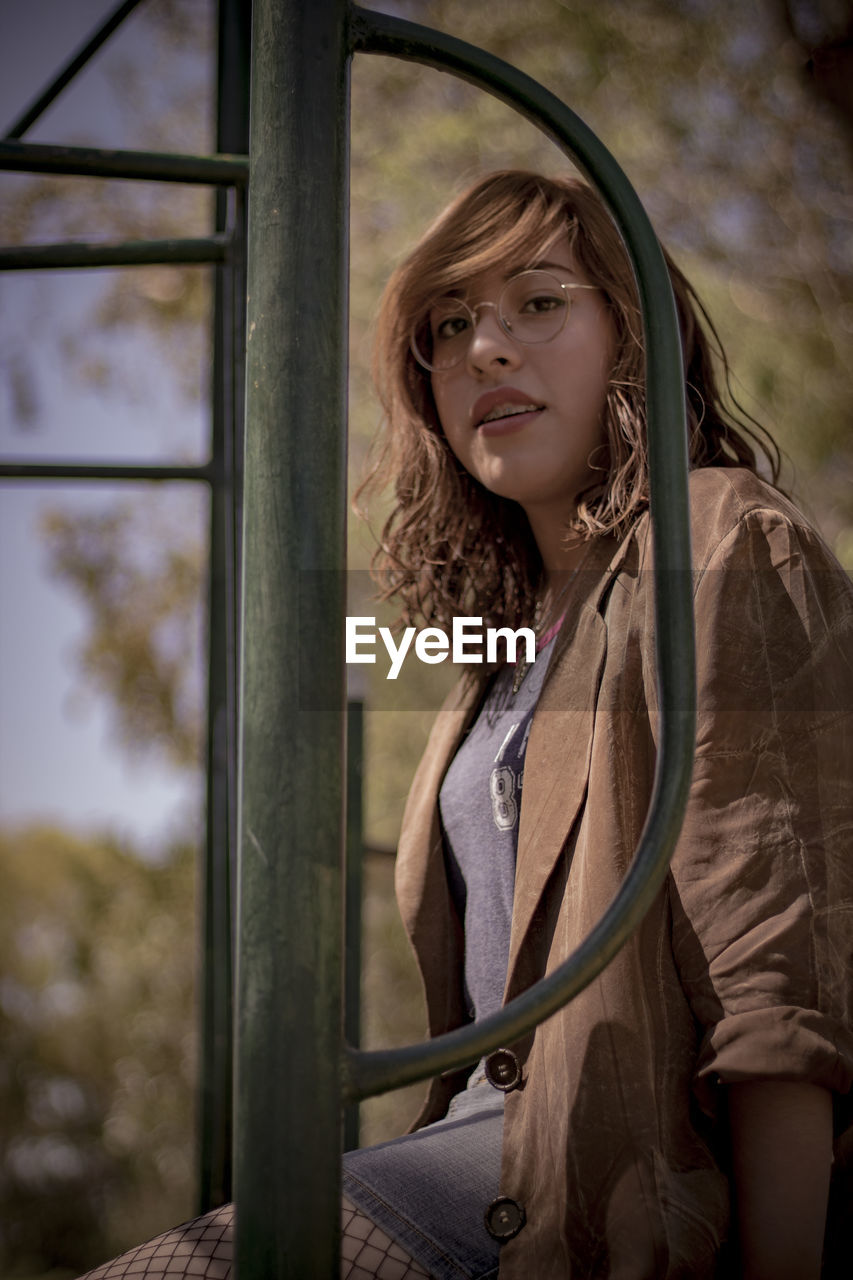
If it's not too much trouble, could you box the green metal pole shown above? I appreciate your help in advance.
[0,462,213,481]
[0,237,229,270]
[235,0,350,1273]
[199,0,251,1215]
[343,696,364,1153]
[0,140,247,185]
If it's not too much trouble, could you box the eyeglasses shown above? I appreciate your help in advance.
[410,269,598,372]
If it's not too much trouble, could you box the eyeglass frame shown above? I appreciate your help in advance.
[410,269,599,373]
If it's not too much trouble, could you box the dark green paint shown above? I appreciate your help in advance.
[343,697,364,1153]
[199,0,251,1215]
[233,0,350,1273]
[0,462,215,482]
[0,140,247,185]
[0,236,229,270]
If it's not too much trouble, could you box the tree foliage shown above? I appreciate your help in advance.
[0,827,196,1275]
[42,497,205,773]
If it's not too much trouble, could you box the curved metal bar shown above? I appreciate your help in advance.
[343,5,696,1103]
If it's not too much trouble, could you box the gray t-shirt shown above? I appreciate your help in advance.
[438,634,557,1022]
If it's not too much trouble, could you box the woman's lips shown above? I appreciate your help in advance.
[471,387,545,433]
[478,407,543,436]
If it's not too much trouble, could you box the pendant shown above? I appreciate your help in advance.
[511,656,530,696]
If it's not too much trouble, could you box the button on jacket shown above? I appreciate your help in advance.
[394,468,853,1279]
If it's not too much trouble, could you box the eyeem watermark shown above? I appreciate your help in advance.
[346,616,535,680]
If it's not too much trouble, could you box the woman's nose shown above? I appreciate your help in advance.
[466,305,522,373]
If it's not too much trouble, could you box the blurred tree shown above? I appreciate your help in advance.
[777,0,853,142]
[0,826,196,1275]
[41,498,205,773]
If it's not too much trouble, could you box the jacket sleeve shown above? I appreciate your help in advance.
[659,504,853,1114]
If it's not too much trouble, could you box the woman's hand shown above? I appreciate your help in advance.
[728,1079,833,1279]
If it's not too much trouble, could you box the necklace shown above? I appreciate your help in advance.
[511,569,578,696]
[511,596,544,696]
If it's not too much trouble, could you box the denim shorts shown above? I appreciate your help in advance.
[342,1073,504,1280]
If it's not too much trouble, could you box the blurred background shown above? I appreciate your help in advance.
[1,0,851,1273]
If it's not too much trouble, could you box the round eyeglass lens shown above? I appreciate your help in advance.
[412,297,473,372]
[499,271,570,344]
[410,270,572,372]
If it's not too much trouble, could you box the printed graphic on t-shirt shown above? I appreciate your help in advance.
[489,717,533,833]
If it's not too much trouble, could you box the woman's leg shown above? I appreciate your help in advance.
[75,1200,431,1280]
[77,1203,233,1279]
[341,1196,430,1279]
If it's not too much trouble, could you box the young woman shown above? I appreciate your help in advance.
[79,172,852,1279]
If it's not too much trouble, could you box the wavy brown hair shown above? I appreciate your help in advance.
[361,170,781,633]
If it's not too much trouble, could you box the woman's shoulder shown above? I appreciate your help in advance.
[614,466,851,623]
[634,466,840,575]
[688,465,808,527]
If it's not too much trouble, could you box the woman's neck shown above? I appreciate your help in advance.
[524,502,589,587]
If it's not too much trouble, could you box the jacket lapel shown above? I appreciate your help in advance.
[506,535,626,986]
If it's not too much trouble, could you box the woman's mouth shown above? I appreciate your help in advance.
[471,388,545,434]
[478,403,544,436]
[480,401,541,424]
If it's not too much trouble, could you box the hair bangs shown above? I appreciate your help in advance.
[361,169,783,639]
[400,179,574,319]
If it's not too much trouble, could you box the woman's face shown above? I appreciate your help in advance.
[428,242,614,523]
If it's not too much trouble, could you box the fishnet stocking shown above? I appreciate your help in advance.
[341,1196,432,1279]
[76,1203,233,1279]
[74,1198,433,1279]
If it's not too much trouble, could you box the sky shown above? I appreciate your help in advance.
[0,0,210,852]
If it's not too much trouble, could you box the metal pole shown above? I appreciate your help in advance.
[199,0,251,1215]
[0,237,229,270]
[235,0,350,1273]
[0,140,247,185]
[0,462,214,481]
[343,696,364,1153]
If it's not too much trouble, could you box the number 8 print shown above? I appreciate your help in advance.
[490,765,518,831]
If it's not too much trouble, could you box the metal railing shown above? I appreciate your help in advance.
[0,0,251,1215]
[236,0,694,1274]
[3,1,696,1273]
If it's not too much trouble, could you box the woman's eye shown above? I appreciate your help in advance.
[520,292,565,314]
[434,314,471,341]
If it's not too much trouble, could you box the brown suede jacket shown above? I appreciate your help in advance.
[394,468,853,1278]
